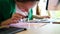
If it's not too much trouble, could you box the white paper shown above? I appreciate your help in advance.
[10,22,29,28]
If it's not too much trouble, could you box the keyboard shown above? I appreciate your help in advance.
[0,27,27,34]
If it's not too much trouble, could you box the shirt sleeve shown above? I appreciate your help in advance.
[0,0,15,24]
[0,0,3,23]
[0,0,9,24]
[0,13,3,24]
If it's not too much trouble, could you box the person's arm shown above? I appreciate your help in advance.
[0,19,11,28]
[0,0,15,28]
[0,13,11,28]
[0,13,26,28]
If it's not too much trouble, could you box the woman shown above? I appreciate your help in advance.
[0,0,39,28]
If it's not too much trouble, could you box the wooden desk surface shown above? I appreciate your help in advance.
[16,23,60,34]
[16,29,41,34]
[16,23,47,34]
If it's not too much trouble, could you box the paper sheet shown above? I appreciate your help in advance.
[10,22,29,28]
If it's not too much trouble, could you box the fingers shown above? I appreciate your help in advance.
[0,25,10,28]
[10,13,26,23]
[10,20,19,24]
[12,13,26,20]
[43,16,50,18]
[12,16,21,20]
[14,13,26,18]
[17,13,26,19]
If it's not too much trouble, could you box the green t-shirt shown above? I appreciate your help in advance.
[0,0,16,23]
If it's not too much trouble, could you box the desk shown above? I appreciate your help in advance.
[16,23,60,34]
[16,23,47,34]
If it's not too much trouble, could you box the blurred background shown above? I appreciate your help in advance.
[28,0,60,23]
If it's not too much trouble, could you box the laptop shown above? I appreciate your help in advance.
[0,27,27,34]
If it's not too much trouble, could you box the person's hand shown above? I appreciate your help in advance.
[1,13,26,28]
[33,15,50,19]
[42,16,50,18]
[11,13,26,23]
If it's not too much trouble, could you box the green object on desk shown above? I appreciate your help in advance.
[28,8,33,20]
